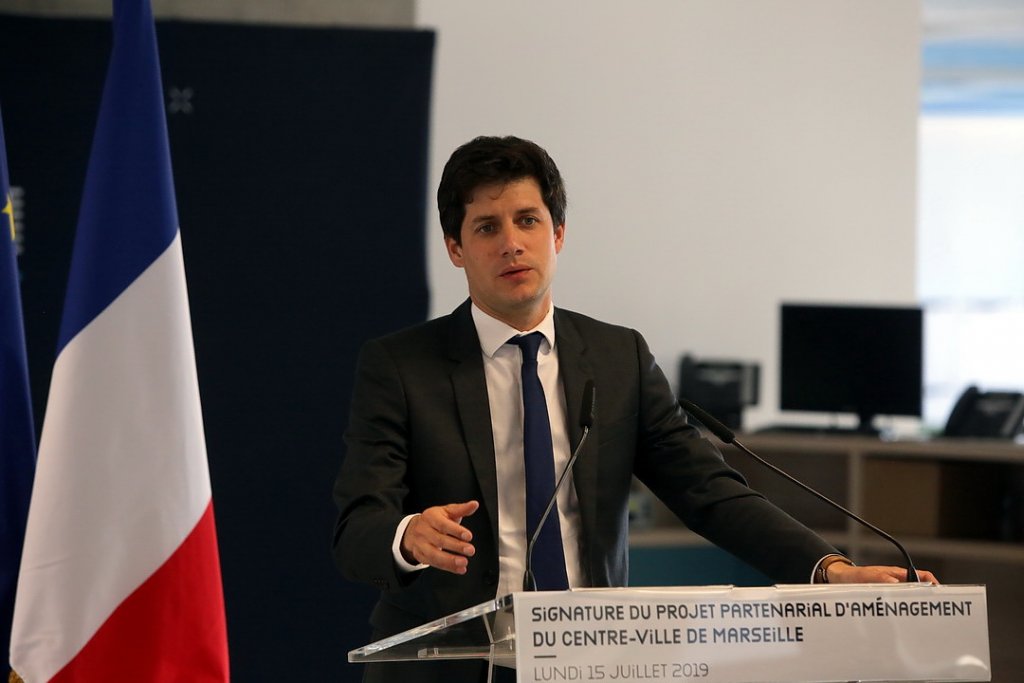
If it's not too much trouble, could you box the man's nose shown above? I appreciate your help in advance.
[500,226,524,256]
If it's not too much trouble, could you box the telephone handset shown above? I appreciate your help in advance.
[943,386,1024,439]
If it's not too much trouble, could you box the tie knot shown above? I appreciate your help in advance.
[509,332,545,362]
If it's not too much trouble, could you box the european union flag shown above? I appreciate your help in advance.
[0,107,36,671]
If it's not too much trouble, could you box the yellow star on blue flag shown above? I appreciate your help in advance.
[3,192,14,240]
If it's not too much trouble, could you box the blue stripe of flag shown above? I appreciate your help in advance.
[57,0,179,353]
[0,106,37,673]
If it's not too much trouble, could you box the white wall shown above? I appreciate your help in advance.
[418,0,921,429]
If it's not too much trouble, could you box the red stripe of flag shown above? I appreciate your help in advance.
[50,503,229,682]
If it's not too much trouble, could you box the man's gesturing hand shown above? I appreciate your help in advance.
[400,501,479,575]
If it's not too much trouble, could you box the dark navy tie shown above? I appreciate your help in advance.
[509,332,569,591]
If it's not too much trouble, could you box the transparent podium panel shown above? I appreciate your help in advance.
[348,593,518,669]
[349,585,991,682]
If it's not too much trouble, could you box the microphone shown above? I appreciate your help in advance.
[679,398,920,583]
[524,380,596,591]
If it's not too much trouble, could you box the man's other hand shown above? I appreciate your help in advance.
[829,563,940,585]
[400,501,480,575]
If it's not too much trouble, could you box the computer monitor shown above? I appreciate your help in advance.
[780,303,923,432]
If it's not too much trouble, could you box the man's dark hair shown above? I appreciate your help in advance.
[437,136,567,244]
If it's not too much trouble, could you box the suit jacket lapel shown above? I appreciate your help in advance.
[553,308,599,582]
[448,301,501,548]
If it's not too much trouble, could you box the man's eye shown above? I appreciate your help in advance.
[477,224,495,234]
[521,216,537,226]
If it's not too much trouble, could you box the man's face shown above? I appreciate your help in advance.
[445,177,565,331]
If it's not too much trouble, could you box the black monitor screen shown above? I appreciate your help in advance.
[780,303,922,426]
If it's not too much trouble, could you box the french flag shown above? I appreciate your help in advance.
[10,0,229,680]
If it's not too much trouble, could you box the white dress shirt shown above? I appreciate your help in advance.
[392,303,585,596]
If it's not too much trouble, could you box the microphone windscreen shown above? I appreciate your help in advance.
[679,398,736,444]
[580,380,596,429]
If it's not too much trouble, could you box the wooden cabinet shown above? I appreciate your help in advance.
[724,434,1024,559]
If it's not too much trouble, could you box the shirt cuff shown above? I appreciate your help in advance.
[392,513,429,573]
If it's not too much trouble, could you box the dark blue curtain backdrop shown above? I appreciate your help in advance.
[1,14,433,681]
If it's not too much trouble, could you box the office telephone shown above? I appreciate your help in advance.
[943,386,1024,439]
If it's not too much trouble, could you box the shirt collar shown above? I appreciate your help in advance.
[471,303,556,358]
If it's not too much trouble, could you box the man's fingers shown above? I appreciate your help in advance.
[445,500,480,519]
[441,500,480,539]
[414,543,472,574]
[425,501,479,541]
[911,568,940,585]
[830,564,940,585]
[413,518,476,557]
[409,536,474,574]
[401,501,480,575]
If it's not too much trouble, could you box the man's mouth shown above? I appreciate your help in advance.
[500,266,531,278]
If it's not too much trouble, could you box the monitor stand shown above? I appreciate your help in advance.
[854,412,880,436]
[755,413,881,437]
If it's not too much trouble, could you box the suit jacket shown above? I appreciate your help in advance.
[333,300,835,643]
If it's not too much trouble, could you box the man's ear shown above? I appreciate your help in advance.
[554,223,566,254]
[445,236,464,268]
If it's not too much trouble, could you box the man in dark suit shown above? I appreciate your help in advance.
[333,136,934,682]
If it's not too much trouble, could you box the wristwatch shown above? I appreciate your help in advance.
[816,555,854,584]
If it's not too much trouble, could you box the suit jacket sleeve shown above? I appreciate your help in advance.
[332,338,413,592]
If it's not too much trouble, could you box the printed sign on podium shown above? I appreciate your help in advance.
[514,585,989,683]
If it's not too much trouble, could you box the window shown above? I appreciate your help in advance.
[919,2,1024,428]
